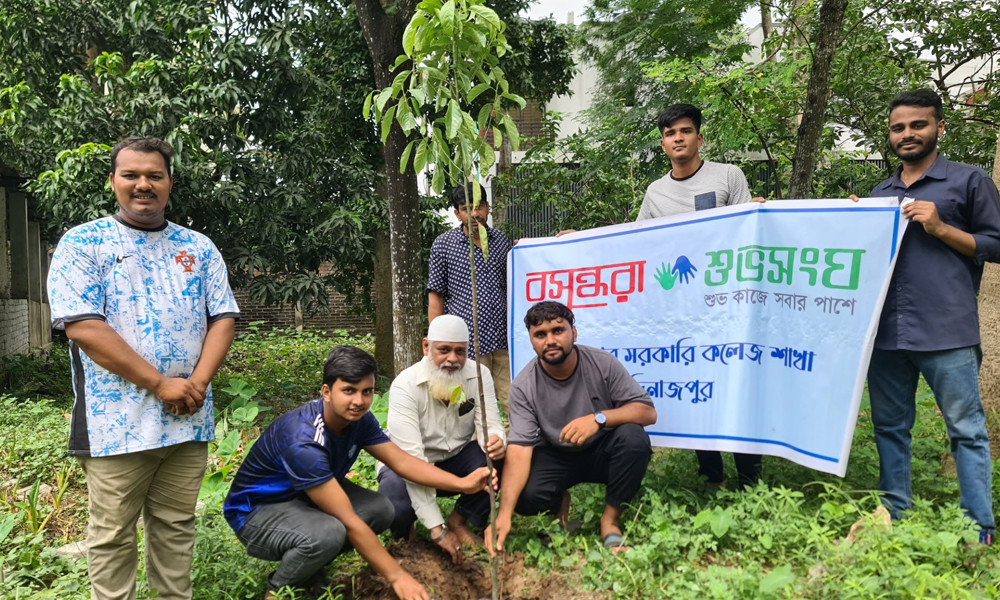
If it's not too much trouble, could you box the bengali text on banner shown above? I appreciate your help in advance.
[506,199,904,476]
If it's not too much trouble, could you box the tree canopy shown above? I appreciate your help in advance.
[0,0,574,340]
[1,0,393,312]
[506,0,1000,234]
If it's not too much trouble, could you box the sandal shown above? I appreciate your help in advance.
[602,532,624,549]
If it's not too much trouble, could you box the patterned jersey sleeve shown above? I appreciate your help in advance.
[202,239,240,320]
[47,228,106,329]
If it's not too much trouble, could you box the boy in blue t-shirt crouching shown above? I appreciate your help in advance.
[224,346,492,600]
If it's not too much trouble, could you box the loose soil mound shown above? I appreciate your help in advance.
[336,540,604,600]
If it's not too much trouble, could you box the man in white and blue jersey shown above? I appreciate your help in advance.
[224,346,493,600]
[47,136,240,600]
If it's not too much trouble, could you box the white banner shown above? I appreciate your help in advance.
[507,199,904,476]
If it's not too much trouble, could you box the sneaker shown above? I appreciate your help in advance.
[979,530,993,546]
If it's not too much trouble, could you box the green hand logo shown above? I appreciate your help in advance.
[655,256,698,290]
[655,262,678,290]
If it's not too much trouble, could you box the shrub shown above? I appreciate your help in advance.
[214,324,377,414]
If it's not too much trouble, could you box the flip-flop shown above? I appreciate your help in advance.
[564,519,583,534]
[602,532,624,549]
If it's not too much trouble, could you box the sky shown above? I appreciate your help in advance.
[524,0,761,27]
[524,0,590,22]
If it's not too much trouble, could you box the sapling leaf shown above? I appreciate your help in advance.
[400,139,416,173]
[449,384,465,405]
[446,99,462,139]
[478,220,489,260]
[414,139,430,173]
[362,91,373,120]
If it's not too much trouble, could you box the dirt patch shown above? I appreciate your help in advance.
[335,540,604,600]
[977,263,1000,459]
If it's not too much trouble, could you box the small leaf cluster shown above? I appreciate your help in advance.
[365,0,525,194]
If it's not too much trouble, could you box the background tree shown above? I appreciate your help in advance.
[370,0,522,593]
[0,0,573,377]
[354,0,572,373]
[497,0,753,233]
[0,0,400,314]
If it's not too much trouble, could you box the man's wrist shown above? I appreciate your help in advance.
[430,524,449,543]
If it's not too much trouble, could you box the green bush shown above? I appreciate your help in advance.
[0,344,73,403]
[5,331,1000,599]
[214,324,376,414]
[0,395,81,487]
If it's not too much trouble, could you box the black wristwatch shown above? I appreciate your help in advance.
[594,411,607,428]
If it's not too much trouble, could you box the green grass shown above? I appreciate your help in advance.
[2,331,998,599]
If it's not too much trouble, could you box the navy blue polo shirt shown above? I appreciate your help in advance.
[428,226,512,358]
[870,154,1000,351]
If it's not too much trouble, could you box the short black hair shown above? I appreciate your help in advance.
[657,103,702,134]
[111,136,174,177]
[322,346,377,386]
[523,301,575,330]
[451,181,489,210]
[889,89,944,122]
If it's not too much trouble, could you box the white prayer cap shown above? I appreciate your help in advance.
[427,315,469,344]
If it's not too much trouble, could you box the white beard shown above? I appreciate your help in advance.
[421,356,466,403]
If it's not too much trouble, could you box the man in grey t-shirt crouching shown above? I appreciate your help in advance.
[486,301,657,554]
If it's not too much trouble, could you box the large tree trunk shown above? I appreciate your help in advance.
[977,127,1000,458]
[786,0,849,199]
[355,0,423,374]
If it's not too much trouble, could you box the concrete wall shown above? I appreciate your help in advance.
[0,299,30,356]
[1,186,51,357]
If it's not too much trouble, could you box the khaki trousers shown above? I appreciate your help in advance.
[77,441,208,600]
[478,348,510,420]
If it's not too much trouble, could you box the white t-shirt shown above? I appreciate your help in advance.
[637,160,752,220]
[48,216,240,457]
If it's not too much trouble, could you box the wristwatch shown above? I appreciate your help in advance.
[594,411,607,428]
[431,525,449,543]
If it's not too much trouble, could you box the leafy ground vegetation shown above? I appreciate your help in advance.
[1,329,998,599]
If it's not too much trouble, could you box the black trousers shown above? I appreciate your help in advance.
[695,450,762,487]
[377,440,500,540]
[515,424,652,516]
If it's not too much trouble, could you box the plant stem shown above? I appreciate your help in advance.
[466,195,501,600]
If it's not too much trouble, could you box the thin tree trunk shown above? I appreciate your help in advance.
[993,128,1000,190]
[374,224,394,377]
[787,0,849,199]
[761,1,774,61]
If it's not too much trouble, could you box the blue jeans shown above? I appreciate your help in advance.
[235,481,394,591]
[868,346,994,532]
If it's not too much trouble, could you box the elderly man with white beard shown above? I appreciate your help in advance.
[376,315,506,564]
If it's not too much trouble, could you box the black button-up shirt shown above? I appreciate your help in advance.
[870,155,1000,351]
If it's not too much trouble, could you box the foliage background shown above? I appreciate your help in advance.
[2,333,999,598]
